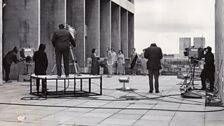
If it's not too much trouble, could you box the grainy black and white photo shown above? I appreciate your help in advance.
[0,0,223,126]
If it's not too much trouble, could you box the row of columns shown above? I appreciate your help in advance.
[2,0,134,79]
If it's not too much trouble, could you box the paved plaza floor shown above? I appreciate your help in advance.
[0,75,224,126]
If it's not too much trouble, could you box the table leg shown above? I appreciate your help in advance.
[89,78,91,93]
[74,78,76,95]
[64,79,66,94]
[80,78,83,91]
[30,76,32,94]
[44,78,47,98]
[56,79,58,92]
[100,76,102,95]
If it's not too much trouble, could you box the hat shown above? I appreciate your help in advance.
[39,44,46,51]
[150,43,157,47]
[206,46,212,52]
[59,24,65,29]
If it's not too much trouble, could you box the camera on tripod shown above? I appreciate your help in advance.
[180,47,205,98]
[184,46,204,60]
[20,48,34,63]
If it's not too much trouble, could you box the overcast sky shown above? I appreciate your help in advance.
[135,0,215,54]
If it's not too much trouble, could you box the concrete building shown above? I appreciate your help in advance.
[1,0,135,80]
[193,37,205,48]
[179,37,191,58]
[215,0,224,105]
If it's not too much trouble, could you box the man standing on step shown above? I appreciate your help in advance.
[52,24,76,77]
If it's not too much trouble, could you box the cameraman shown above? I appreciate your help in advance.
[3,47,20,83]
[200,46,215,92]
[52,24,76,77]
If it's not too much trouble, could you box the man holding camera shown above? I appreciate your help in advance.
[200,46,215,92]
[3,47,20,83]
[52,24,76,77]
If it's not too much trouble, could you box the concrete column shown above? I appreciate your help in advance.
[0,0,2,83]
[3,0,39,79]
[40,0,66,74]
[128,12,134,57]
[215,0,224,103]
[100,0,111,57]
[111,3,121,52]
[121,9,128,58]
[85,0,100,58]
[67,0,85,67]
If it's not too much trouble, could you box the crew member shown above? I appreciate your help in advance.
[33,44,48,94]
[91,48,100,75]
[200,46,215,92]
[144,43,163,93]
[3,47,20,83]
[130,48,138,75]
[52,24,76,77]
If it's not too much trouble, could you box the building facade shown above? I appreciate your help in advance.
[1,0,135,80]
[215,0,224,105]
[179,37,191,58]
[193,37,205,48]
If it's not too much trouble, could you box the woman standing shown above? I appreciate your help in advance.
[117,50,125,75]
[106,48,113,77]
[91,48,99,75]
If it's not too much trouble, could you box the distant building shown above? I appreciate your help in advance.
[193,37,205,48]
[163,54,175,58]
[179,37,191,58]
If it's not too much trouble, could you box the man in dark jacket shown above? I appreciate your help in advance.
[3,47,20,83]
[52,24,76,77]
[200,46,215,92]
[144,43,163,93]
[33,44,48,94]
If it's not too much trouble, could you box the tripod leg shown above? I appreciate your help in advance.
[61,64,65,75]
[74,63,78,74]
[69,46,79,74]
[51,64,56,75]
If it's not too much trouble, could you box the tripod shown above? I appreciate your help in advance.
[69,46,80,75]
[189,58,197,88]
[51,46,80,75]
[180,58,202,98]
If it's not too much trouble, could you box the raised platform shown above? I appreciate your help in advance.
[30,74,102,98]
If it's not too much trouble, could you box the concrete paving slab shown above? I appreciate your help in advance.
[0,75,223,126]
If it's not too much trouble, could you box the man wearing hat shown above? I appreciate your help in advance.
[52,24,76,77]
[200,46,215,92]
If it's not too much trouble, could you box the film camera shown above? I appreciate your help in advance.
[184,47,204,60]
[20,48,34,63]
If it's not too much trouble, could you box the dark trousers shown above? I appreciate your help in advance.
[36,78,46,95]
[3,63,11,82]
[55,50,70,76]
[148,69,160,92]
[200,69,214,91]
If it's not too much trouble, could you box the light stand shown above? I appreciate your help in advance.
[116,77,136,91]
